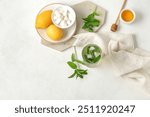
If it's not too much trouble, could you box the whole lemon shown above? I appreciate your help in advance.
[46,25,63,41]
[36,10,53,28]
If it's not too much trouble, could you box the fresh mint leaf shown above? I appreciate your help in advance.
[75,70,83,79]
[68,72,76,78]
[82,9,100,32]
[78,74,83,79]
[77,69,88,75]
[67,53,88,79]
[91,20,100,27]
[67,61,77,69]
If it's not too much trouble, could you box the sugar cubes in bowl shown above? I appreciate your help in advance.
[52,5,76,29]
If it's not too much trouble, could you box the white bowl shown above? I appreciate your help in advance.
[52,4,76,29]
[120,9,136,24]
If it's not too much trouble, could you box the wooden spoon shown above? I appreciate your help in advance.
[111,0,127,32]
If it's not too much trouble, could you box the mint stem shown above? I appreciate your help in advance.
[73,46,80,68]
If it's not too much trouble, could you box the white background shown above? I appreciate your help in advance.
[0,0,150,99]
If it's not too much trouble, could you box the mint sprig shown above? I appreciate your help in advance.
[82,9,100,32]
[67,53,88,79]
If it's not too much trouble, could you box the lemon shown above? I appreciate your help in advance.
[46,25,63,41]
[36,10,53,28]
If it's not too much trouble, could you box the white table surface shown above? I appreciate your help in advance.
[0,0,150,100]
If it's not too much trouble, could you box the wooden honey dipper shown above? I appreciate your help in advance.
[111,0,127,32]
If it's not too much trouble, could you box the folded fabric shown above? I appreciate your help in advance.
[73,32,150,94]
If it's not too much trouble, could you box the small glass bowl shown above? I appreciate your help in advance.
[120,9,136,24]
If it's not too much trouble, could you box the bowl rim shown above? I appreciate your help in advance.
[51,4,76,29]
[120,9,136,24]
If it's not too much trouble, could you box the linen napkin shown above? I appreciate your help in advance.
[73,32,150,93]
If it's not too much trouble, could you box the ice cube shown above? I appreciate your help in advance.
[55,11,61,18]
[55,18,61,25]
[53,15,57,21]
[60,20,67,27]
[94,52,100,57]
[89,47,95,51]
[62,9,68,16]
[64,15,69,20]
[86,54,92,59]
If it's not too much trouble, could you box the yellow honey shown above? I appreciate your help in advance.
[121,10,134,22]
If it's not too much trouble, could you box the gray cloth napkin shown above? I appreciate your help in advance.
[73,32,150,93]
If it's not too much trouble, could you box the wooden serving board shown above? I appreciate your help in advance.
[41,1,106,51]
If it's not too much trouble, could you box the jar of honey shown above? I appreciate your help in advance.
[120,9,136,24]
